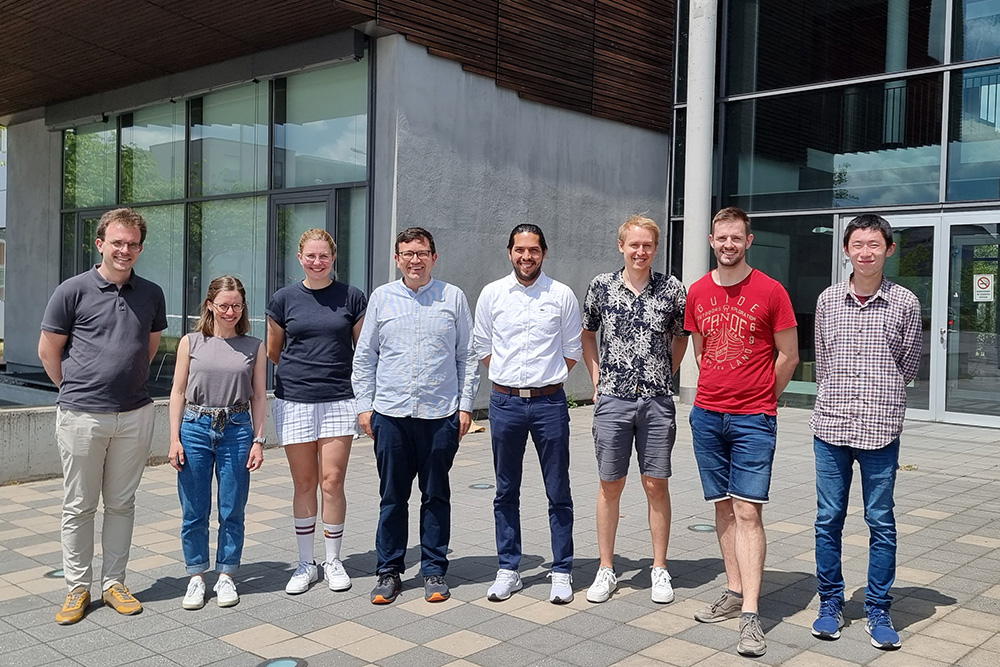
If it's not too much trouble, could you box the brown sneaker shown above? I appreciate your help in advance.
[102,582,142,615]
[56,586,91,625]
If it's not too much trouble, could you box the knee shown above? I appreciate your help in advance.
[641,477,670,502]
[291,469,319,495]
[598,478,627,501]
[321,469,346,497]
[732,500,763,526]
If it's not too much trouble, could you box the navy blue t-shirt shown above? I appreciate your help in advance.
[266,281,367,403]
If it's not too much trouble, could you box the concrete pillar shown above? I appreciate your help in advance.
[884,0,909,144]
[679,0,719,403]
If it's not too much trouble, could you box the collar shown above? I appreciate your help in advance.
[504,270,550,292]
[613,268,662,295]
[89,265,136,291]
[397,277,438,297]
[844,275,895,305]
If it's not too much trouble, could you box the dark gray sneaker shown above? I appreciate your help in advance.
[424,575,450,602]
[370,570,402,605]
[737,613,767,657]
[694,590,743,623]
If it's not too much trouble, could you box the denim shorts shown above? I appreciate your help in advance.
[592,394,676,481]
[689,405,777,504]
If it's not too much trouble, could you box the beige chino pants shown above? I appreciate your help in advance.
[56,404,155,592]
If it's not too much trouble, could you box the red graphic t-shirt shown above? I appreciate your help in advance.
[684,269,797,415]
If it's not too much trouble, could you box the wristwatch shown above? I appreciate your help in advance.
[252,436,266,446]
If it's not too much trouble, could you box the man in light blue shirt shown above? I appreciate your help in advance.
[353,227,480,606]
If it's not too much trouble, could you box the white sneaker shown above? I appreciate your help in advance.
[325,559,352,591]
[487,569,523,601]
[549,571,573,604]
[182,577,205,610]
[586,566,617,603]
[213,576,239,607]
[651,566,674,603]
[285,561,319,595]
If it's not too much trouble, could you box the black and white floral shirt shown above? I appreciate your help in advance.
[582,270,688,398]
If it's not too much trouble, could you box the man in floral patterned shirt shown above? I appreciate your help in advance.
[581,215,689,605]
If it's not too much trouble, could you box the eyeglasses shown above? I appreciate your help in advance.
[397,250,433,260]
[212,303,244,313]
[106,240,142,252]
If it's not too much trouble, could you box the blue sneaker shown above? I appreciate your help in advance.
[865,605,901,650]
[811,597,845,639]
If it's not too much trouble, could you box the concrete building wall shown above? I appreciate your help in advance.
[5,118,62,373]
[372,35,671,404]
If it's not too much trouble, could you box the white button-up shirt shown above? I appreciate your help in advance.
[474,271,583,387]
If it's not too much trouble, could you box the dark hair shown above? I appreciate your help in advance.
[395,227,436,255]
[507,224,548,252]
[194,275,249,336]
[97,208,148,244]
[711,207,751,236]
[844,214,893,248]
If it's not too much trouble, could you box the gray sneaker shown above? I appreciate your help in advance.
[694,590,743,623]
[737,613,767,657]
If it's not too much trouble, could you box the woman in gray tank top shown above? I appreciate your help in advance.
[167,276,267,610]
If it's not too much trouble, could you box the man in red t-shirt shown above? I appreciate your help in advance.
[683,207,799,658]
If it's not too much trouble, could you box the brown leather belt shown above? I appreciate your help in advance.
[492,383,563,398]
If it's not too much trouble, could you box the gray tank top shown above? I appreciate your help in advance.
[184,333,262,407]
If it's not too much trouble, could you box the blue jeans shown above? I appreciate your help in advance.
[490,388,573,573]
[372,412,459,576]
[689,406,777,503]
[814,436,900,609]
[177,409,253,575]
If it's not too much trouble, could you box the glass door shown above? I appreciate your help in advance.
[943,215,1000,425]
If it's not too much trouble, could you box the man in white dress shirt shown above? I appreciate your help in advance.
[473,224,583,604]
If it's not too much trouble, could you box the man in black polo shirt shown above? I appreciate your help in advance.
[39,208,167,625]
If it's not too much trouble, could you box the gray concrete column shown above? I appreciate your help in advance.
[884,0,910,144]
[679,0,719,403]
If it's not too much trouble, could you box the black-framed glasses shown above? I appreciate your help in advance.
[397,250,432,260]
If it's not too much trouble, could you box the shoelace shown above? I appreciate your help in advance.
[709,592,730,613]
[66,590,87,608]
[426,574,446,585]
[293,561,314,576]
[496,570,518,585]
[327,560,346,575]
[216,578,236,595]
[377,572,398,587]
[652,569,670,586]
[595,568,616,586]
[186,579,203,595]
[868,607,893,628]
[109,585,134,601]
[548,572,571,585]
[818,598,841,618]
[742,616,765,641]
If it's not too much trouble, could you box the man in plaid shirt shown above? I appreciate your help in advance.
[809,214,922,650]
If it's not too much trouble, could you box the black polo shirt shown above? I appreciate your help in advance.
[41,266,168,413]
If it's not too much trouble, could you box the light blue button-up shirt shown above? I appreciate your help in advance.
[352,278,480,419]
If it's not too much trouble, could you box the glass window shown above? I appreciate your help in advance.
[188,198,268,340]
[953,0,1000,61]
[671,110,686,217]
[747,215,835,405]
[275,200,329,288]
[274,59,368,188]
[120,104,185,203]
[726,0,942,95]
[63,121,117,209]
[190,83,268,196]
[337,187,367,290]
[947,64,1000,201]
[722,74,943,211]
[675,0,689,104]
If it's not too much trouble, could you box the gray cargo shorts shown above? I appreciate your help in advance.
[592,394,677,482]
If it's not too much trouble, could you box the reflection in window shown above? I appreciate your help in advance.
[884,226,934,410]
[722,75,942,211]
[63,122,117,209]
[274,59,368,188]
[190,83,268,196]
[671,110,686,217]
[121,104,185,203]
[746,215,833,404]
[337,187,367,290]
[948,65,1000,201]
[132,205,185,388]
[953,0,1000,61]
[188,198,267,340]
[726,0,942,95]
[276,201,328,288]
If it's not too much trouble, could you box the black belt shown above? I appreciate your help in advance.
[492,383,563,398]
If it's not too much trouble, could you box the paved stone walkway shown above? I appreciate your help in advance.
[2,404,1000,666]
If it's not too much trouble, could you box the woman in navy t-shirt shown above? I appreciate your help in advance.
[265,229,367,595]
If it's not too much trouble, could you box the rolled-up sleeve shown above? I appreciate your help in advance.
[560,290,583,362]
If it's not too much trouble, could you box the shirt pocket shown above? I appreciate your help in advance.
[535,303,561,336]
[425,314,456,353]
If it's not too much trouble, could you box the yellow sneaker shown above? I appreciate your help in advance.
[55,586,90,625]
[101,582,142,615]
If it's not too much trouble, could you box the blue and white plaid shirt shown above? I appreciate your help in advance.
[810,276,922,450]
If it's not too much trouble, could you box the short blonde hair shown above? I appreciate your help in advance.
[618,215,660,247]
[298,228,337,255]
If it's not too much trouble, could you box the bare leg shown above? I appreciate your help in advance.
[732,498,766,614]
[714,499,742,594]
[596,477,627,568]
[642,475,671,569]
[284,442,320,518]
[318,436,353,524]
